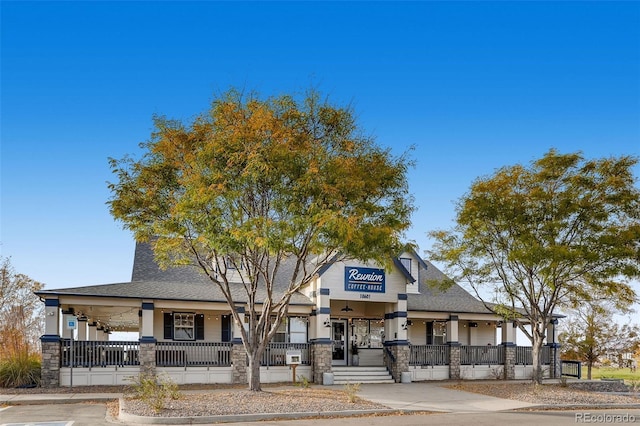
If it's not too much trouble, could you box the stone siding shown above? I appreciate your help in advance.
[449,344,460,380]
[311,343,332,384]
[504,345,515,380]
[139,342,156,376]
[389,345,410,382]
[231,343,247,384]
[41,340,61,388]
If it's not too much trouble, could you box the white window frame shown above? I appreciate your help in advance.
[173,312,195,341]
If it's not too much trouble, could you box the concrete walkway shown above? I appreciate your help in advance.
[2,381,639,425]
[356,382,538,413]
[0,382,537,413]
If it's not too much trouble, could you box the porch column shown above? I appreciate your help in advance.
[139,302,157,376]
[231,306,247,384]
[77,316,88,341]
[501,321,516,380]
[313,289,332,343]
[546,319,561,378]
[447,315,460,380]
[41,298,61,388]
[43,298,60,338]
[310,288,332,384]
[384,295,410,382]
[88,322,97,340]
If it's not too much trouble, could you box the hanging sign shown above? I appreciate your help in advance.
[344,267,385,293]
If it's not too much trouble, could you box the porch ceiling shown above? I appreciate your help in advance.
[62,303,140,332]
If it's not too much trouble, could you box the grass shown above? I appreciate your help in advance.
[581,366,640,383]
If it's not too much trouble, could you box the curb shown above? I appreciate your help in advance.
[0,396,119,405]
[118,398,413,425]
[514,403,640,411]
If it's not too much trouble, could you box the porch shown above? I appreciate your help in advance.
[408,344,556,381]
[55,340,313,386]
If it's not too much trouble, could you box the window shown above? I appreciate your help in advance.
[173,313,195,340]
[400,257,412,273]
[289,317,307,343]
[271,317,308,343]
[427,321,446,345]
[224,255,244,270]
[164,312,204,340]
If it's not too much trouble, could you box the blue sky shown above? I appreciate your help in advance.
[1,2,639,316]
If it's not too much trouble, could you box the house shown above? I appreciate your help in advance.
[36,241,561,387]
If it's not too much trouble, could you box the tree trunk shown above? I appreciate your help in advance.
[531,334,545,384]
[587,362,592,380]
[247,355,262,392]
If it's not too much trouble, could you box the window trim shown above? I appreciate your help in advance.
[173,312,196,341]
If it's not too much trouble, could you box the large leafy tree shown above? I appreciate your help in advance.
[428,150,640,383]
[108,89,413,391]
[0,256,44,358]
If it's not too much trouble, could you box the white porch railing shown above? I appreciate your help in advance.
[61,340,140,367]
[409,345,449,366]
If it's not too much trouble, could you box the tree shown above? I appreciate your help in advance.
[559,301,640,379]
[0,256,44,358]
[428,150,640,383]
[108,88,414,391]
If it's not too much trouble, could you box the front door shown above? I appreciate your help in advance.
[331,320,347,365]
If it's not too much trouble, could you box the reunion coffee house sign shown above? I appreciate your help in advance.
[344,267,385,293]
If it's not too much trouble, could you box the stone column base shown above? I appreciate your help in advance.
[311,343,332,384]
[231,342,247,384]
[388,345,410,382]
[139,341,157,377]
[41,338,61,388]
[504,344,515,380]
[449,344,461,380]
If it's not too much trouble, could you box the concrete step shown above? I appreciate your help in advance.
[331,366,394,384]
[334,378,395,384]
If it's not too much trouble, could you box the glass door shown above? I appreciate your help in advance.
[331,320,347,365]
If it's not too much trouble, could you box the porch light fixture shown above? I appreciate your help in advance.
[323,319,331,327]
[341,303,353,312]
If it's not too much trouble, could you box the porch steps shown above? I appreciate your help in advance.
[331,366,395,384]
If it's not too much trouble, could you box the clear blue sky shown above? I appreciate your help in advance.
[1,2,639,316]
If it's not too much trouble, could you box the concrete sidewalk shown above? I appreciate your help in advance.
[0,382,536,412]
[3,381,640,425]
[356,382,538,413]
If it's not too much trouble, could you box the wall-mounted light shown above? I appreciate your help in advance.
[469,322,479,328]
[323,319,331,328]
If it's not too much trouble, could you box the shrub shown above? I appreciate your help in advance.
[295,375,311,388]
[125,373,182,413]
[343,381,361,403]
[0,353,41,388]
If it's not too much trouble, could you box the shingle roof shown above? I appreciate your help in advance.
[36,241,497,315]
[36,242,313,305]
[407,259,496,315]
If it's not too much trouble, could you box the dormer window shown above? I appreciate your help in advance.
[224,255,244,270]
[400,257,411,273]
